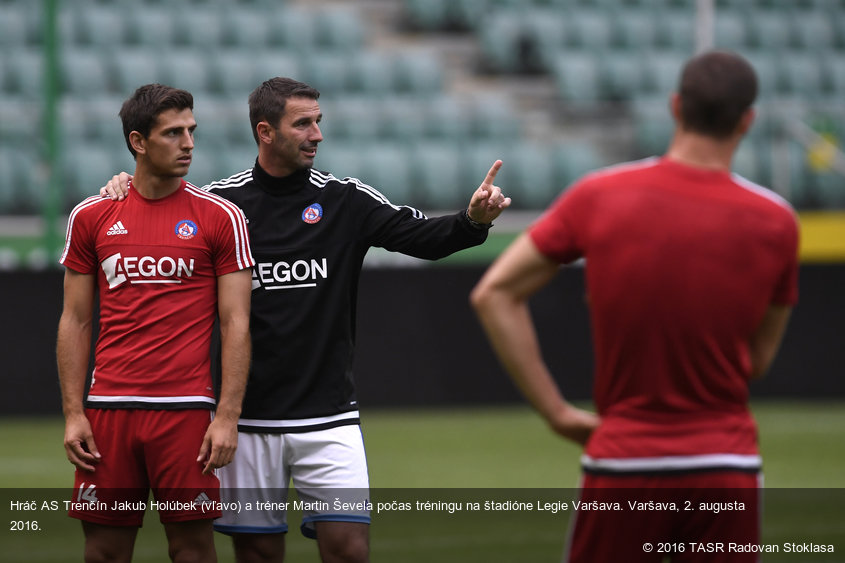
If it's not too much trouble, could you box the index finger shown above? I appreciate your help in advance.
[481,160,503,186]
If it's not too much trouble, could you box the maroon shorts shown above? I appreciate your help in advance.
[566,471,761,563]
[69,408,221,526]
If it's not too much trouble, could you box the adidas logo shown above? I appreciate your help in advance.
[106,221,128,236]
[194,492,212,506]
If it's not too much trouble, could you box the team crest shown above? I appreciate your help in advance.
[302,203,323,224]
[175,219,198,240]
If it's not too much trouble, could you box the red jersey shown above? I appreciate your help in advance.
[60,180,254,409]
[529,157,799,472]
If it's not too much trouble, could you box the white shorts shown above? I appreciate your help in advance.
[214,424,371,538]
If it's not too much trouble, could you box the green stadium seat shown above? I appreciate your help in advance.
[268,8,317,51]
[477,14,523,72]
[402,0,449,31]
[714,11,750,49]
[157,50,215,93]
[553,52,602,105]
[640,51,685,97]
[220,9,272,48]
[392,51,444,96]
[0,6,29,48]
[213,145,257,183]
[822,55,845,98]
[448,0,488,31]
[377,98,427,142]
[1,147,44,213]
[61,143,129,209]
[313,9,365,51]
[177,8,226,48]
[61,49,111,95]
[0,150,17,212]
[630,97,673,156]
[742,50,780,100]
[299,52,350,95]
[0,97,39,142]
[124,8,176,46]
[566,8,614,51]
[469,95,520,140]
[519,10,567,72]
[777,52,826,99]
[249,49,302,89]
[72,6,127,47]
[506,143,559,208]
[655,9,695,52]
[322,98,383,141]
[345,52,398,95]
[791,12,836,51]
[4,48,44,97]
[411,142,466,209]
[613,8,660,49]
[360,144,416,205]
[316,144,368,184]
[421,96,473,140]
[601,51,648,101]
[746,10,792,51]
[109,48,161,95]
[732,140,763,183]
[552,141,605,188]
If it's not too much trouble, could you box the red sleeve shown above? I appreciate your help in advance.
[528,179,593,264]
[59,202,99,274]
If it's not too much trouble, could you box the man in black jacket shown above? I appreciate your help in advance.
[105,77,509,563]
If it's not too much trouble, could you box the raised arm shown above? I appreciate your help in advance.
[56,268,101,471]
[470,233,599,445]
[197,268,252,474]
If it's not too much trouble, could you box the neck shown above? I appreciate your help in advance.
[131,169,183,199]
[258,151,299,178]
[664,128,739,172]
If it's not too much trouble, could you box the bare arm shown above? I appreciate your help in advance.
[749,304,792,379]
[197,268,252,474]
[470,234,599,445]
[56,268,101,471]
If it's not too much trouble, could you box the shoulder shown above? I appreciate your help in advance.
[730,173,795,215]
[310,168,398,207]
[201,168,253,193]
[184,182,249,220]
[66,195,113,225]
[578,157,662,187]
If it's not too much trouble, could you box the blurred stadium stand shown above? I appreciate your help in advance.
[0,0,843,227]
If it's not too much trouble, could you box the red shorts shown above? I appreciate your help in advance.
[566,471,761,563]
[69,408,221,526]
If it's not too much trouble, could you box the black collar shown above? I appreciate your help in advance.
[252,160,311,195]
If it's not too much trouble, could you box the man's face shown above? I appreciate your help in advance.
[140,107,196,178]
[269,97,323,174]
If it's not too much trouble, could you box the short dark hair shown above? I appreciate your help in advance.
[119,83,193,157]
[248,77,320,144]
[677,51,757,139]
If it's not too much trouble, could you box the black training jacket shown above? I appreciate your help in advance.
[205,161,488,433]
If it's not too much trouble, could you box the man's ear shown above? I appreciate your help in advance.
[256,121,275,145]
[736,107,755,137]
[129,131,146,155]
[669,93,682,123]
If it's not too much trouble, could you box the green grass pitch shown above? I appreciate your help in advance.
[1,402,843,562]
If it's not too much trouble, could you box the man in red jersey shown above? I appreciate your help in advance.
[471,51,798,562]
[57,84,255,562]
